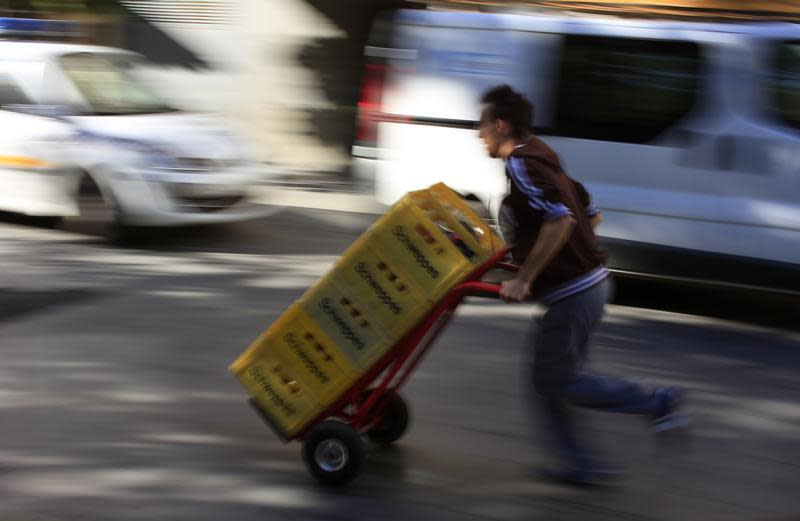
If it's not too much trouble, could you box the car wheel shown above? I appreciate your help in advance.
[71,175,126,242]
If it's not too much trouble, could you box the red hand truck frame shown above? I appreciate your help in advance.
[248,249,516,485]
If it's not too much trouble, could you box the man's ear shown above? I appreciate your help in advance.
[496,119,511,136]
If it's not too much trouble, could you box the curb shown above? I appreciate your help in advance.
[251,186,385,215]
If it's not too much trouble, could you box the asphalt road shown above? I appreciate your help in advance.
[1,206,799,521]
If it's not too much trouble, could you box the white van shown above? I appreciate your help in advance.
[0,35,274,237]
[353,10,800,294]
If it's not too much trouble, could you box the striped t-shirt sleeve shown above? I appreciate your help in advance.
[507,156,573,222]
[574,179,599,217]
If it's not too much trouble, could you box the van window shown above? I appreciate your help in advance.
[552,36,701,143]
[0,74,31,107]
[767,41,800,131]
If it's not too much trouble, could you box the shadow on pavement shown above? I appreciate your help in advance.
[2,211,800,520]
[78,208,376,257]
[612,276,800,333]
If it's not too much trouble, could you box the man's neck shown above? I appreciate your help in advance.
[499,134,531,159]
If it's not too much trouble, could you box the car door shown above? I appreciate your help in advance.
[0,61,77,217]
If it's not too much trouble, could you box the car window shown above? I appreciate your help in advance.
[0,74,31,108]
[551,35,702,144]
[766,40,800,131]
[59,52,176,115]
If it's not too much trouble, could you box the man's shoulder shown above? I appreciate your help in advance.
[511,135,552,154]
[511,137,560,165]
[510,144,562,181]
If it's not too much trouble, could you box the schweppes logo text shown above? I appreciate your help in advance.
[285,332,330,384]
[319,297,365,351]
[248,365,296,416]
[392,226,440,279]
[355,262,402,315]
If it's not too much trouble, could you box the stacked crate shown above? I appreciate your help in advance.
[229,183,505,438]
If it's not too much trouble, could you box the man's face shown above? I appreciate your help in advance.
[478,105,508,159]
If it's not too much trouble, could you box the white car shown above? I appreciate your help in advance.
[0,38,275,238]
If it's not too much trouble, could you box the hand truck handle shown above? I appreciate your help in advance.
[459,281,502,299]
[496,262,519,273]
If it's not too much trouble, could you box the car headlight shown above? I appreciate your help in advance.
[134,144,217,176]
[168,157,218,172]
[130,142,175,171]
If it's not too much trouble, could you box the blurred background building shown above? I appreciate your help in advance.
[1,0,799,176]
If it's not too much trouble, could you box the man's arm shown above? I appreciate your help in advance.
[573,179,602,230]
[590,212,602,230]
[500,214,576,302]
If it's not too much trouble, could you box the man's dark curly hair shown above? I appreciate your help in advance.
[480,85,534,139]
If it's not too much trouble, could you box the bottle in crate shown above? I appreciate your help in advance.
[364,185,503,303]
[414,183,502,264]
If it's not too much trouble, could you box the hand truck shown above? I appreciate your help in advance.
[248,249,516,485]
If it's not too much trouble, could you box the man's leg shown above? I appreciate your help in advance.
[560,279,686,427]
[530,288,598,472]
[537,392,592,471]
[565,374,662,414]
[531,279,686,484]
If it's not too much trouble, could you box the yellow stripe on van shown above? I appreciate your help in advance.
[0,156,56,168]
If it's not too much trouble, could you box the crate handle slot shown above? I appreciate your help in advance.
[339,298,371,328]
[375,259,408,291]
[312,340,334,362]
[414,224,437,245]
[271,364,300,394]
[302,332,334,361]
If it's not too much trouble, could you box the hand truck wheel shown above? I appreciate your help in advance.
[365,393,410,446]
[302,420,365,486]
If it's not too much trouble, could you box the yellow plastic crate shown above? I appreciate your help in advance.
[298,277,393,371]
[231,349,323,438]
[331,241,431,339]
[419,183,504,262]
[230,306,359,407]
[365,196,475,303]
[229,182,506,437]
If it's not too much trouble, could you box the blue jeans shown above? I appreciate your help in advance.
[530,277,662,468]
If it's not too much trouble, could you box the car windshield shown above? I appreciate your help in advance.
[59,52,177,115]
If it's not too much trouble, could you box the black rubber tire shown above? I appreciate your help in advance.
[30,216,63,229]
[302,420,365,486]
[366,393,410,446]
[105,221,134,246]
[70,174,126,243]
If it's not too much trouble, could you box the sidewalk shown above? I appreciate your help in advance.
[251,185,385,215]
[253,169,385,215]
